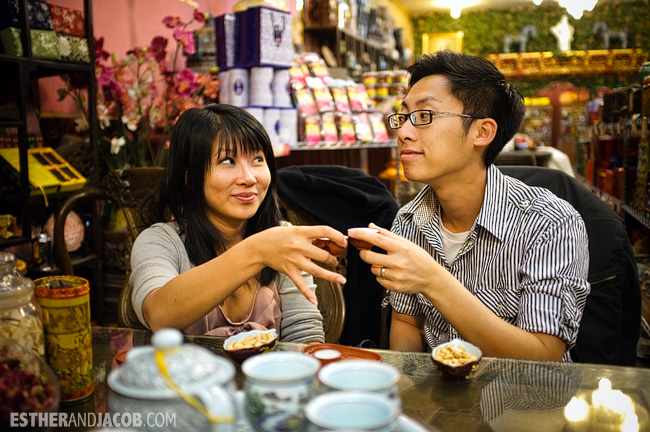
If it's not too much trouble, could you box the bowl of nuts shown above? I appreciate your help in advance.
[431,339,482,382]
[223,329,278,364]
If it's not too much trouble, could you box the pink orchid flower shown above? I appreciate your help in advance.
[174,69,200,97]
[173,29,195,55]
[193,10,206,23]
[162,16,183,29]
[149,36,168,63]
[96,66,122,100]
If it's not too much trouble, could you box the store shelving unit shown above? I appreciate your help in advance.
[0,0,104,321]
[578,83,650,331]
[302,26,399,72]
[289,140,396,151]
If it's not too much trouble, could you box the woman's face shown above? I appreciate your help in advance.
[204,141,271,232]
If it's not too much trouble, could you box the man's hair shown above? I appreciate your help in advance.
[408,50,526,166]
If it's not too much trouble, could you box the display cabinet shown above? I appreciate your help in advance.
[0,0,104,320]
[302,26,400,74]
[302,0,404,74]
[579,83,650,333]
[521,102,553,147]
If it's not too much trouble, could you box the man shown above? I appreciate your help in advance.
[348,50,590,362]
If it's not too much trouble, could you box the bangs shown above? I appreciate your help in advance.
[214,125,267,158]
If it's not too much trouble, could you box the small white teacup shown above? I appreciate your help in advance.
[242,351,321,432]
[317,360,401,409]
[305,391,400,432]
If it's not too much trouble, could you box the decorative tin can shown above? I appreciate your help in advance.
[34,275,94,402]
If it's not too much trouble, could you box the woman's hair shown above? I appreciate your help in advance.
[407,50,526,166]
[143,104,281,285]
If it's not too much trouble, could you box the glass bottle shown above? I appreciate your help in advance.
[0,251,45,357]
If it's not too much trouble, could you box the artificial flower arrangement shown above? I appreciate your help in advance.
[59,8,220,170]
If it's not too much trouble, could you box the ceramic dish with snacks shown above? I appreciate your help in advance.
[430,339,482,382]
[223,329,278,364]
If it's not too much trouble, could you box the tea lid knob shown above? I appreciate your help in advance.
[152,328,183,351]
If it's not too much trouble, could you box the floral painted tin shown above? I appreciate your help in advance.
[34,275,94,402]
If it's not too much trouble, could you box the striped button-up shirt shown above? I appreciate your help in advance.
[389,165,590,362]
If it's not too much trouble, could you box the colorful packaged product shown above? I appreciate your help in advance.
[289,63,308,89]
[302,115,322,144]
[307,77,334,113]
[321,113,339,143]
[347,84,367,113]
[347,83,375,112]
[353,113,373,142]
[295,88,318,116]
[330,86,351,114]
[57,34,90,63]
[305,53,330,80]
[337,114,357,143]
[234,6,293,68]
[369,113,389,142]
[0,27,60,60]
[48,4,85,37]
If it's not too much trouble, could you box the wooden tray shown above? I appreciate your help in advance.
[302,343,382,364]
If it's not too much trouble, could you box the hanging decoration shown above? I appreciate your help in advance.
[551,14,574,52]
[556,0,598,19]
[503,25,538,53]
[591,22,628,50]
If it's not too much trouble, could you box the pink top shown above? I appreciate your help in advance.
[183,283,282,337]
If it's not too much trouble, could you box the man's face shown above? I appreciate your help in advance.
[396,75,478,186]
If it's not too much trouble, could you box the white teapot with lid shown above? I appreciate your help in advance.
[107,328,237,432]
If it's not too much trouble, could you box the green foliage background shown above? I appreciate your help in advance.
[411,0,650,96]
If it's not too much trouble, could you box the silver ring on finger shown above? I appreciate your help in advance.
[380,266,387,279]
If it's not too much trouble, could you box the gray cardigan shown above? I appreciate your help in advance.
[130,222,325,343]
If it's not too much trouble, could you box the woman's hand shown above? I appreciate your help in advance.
[249,225,348,304]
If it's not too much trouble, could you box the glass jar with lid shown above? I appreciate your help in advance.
[0,251,45,356]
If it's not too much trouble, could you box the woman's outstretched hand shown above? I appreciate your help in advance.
[251,225,348,304]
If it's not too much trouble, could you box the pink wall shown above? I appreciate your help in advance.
[40,0,241,116]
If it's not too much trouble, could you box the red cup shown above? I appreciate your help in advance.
[348,228,379,250]
[313,238,346,256]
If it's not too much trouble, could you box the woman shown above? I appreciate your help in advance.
[130,104,347,343]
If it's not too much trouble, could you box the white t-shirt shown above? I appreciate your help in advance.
[439,218,470,265]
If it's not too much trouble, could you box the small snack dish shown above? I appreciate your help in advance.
[313,237,346,257]
[302,343,382,366]
[223,329,278,364]
[348,227,380,250]
[430,339,482,382]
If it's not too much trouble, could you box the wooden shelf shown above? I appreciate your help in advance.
[576,175,624,215]
[290,140,396,151]
[0,0,106,324]
[0,119,24,128]
[302,25,403,72]
[487,49,648,79]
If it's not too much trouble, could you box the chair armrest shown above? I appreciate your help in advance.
[53,188,110,275]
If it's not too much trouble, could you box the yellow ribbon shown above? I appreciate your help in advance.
[155,349,235,424]
[38,184,49,207]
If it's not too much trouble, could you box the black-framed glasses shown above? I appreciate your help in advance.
[387,110,480,129]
